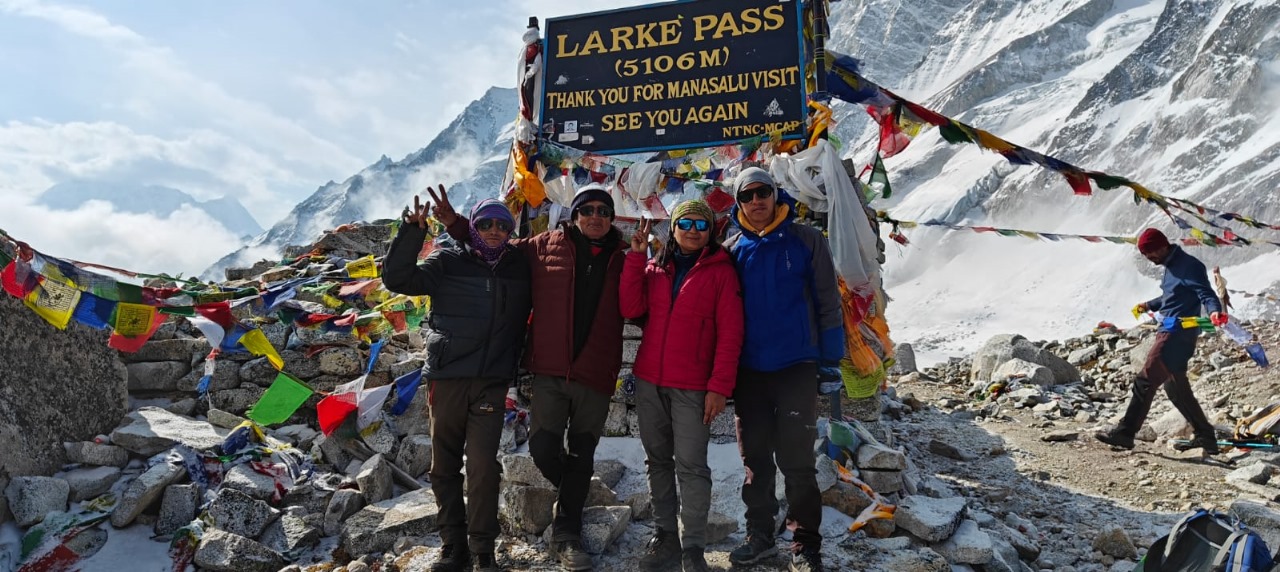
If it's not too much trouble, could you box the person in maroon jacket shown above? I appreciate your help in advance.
[619,199,744,572]
[427,183,626,571]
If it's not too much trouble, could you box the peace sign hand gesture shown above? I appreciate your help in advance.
[402,194,430,229]
[425,184,459,227]
[631,219,653,254]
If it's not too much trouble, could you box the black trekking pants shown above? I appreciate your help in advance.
[734,362,822,549]
[428,377,509,553]
[526,375,611,540]
[1117,330,1216,440]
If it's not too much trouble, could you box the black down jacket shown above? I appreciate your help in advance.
[382,224,532,381]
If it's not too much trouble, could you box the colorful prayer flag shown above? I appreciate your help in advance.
[246,372,314,426]
[107,308,166,352]
[24,278,80,330]
[72,292,116,329]
[389,369,423,415]
[345,256,378,278]
[869,153,892,199]
[239,328,284,370]
[113,303,157,337]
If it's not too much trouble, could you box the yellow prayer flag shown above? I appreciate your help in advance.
[693,158,712,172]
[345,256,379,279]
[114,302,157,337]
[239,328,284,370]
[24,279,80,330]
[322,294,344,308]
[975,130,1016,153]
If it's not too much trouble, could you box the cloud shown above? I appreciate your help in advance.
[0,194,244,278]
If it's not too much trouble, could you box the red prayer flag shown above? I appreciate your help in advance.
[107,311,167,353]
[1064,172,1093,196]
[195,302,235,328]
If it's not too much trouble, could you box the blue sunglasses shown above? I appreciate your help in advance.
[674,218,710,232]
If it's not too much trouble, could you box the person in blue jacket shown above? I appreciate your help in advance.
[723,167,843,572]
[1096,228,1227,454]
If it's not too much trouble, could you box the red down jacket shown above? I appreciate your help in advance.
[619,245,744,397]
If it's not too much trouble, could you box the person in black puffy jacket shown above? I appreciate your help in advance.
[383,195,532,572]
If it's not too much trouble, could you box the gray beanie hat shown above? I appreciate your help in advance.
[734,167,776,197]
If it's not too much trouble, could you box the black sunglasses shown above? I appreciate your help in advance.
[736,186,773,203]
[476,219,514,232]
[674,218,710,232]
[577,205,614,218]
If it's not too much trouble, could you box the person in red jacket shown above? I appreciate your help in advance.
[619,199,744,572]
[428,183,626,571]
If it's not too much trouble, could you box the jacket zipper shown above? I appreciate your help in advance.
[658,251,710,384]
[565,233,576,385]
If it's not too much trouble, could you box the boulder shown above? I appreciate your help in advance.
[603,401,629,437]
[992,359,1055,387]
[594,460,627,490]
[207,488,281,538]
[889,343,918,374]
[111,459,186,527]
[194,529,285,572]
[705,511,737,545]
[238,357,279,387]
[356,454,394,504]
[61,466,121,502]
[934,519,994,565]
[340,489,439,555]
[1149,408,1194,441]
[971,334,1079,384]
[856,443,907,471]
[63,442,129,468]
[586,477,622,507]
[261,508,321,556]
[126,361,192,392]
[122,338,205,364]
[324,489,365,537]
[0,295,128,523]
[1092,525,1138,560]
[176,358,240,393]
[155,483,200,537]
[5,476,70,527]
[395,435,432,479]
[1068,344,1102,366]
[501,484,558,534]
[580,506,632,554]
[894,495,967,543]
[502,453,554,489]
[221,463,280,501]
[822,481,874,518]
[110,407,229,456]
[210,387,266,415]
[206,408,247,430]
[317,347,364,377]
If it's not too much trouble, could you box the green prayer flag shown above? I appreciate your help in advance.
[247,372,313,426]
[0,249,11,267]
[869,153,893,199]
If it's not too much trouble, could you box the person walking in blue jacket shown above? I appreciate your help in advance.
[1096,228,1227,454]
[723,167,843,572]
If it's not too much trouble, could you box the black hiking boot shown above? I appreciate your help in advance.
[639,528,681,571]
[681,547,709,572]
[430,544,471,572]
[549,538,592,571]
[729,532,777,565]
[473,551,499,572]
[1095,429,1135,450]
[788,544,824,572]
[1174,434,1220,455]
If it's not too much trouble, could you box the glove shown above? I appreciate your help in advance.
[817,365,843,395]
[1210,312,1228,327]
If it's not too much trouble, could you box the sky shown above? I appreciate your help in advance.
[0,0,652,275]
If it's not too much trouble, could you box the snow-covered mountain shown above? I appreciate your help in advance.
[212,1,1279,362]
[38,180,263,239]
[206,86,518,279]
[825,0,1280,361]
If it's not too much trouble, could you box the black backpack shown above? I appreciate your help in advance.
[1135,509,1274,572]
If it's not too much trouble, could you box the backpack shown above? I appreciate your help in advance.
[1135,509,1274,572]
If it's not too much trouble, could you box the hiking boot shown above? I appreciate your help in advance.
[729,532,777,565]
[681,547,709,572]
[430,544,471,572]
[788,545,824,572]
[473,551,499,572]
[549,538,592,571]
[639,528,681,571]
[1174,435,1220,455]
[1094,429,1135,450]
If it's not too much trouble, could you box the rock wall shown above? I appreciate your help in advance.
[0,295,128,522]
